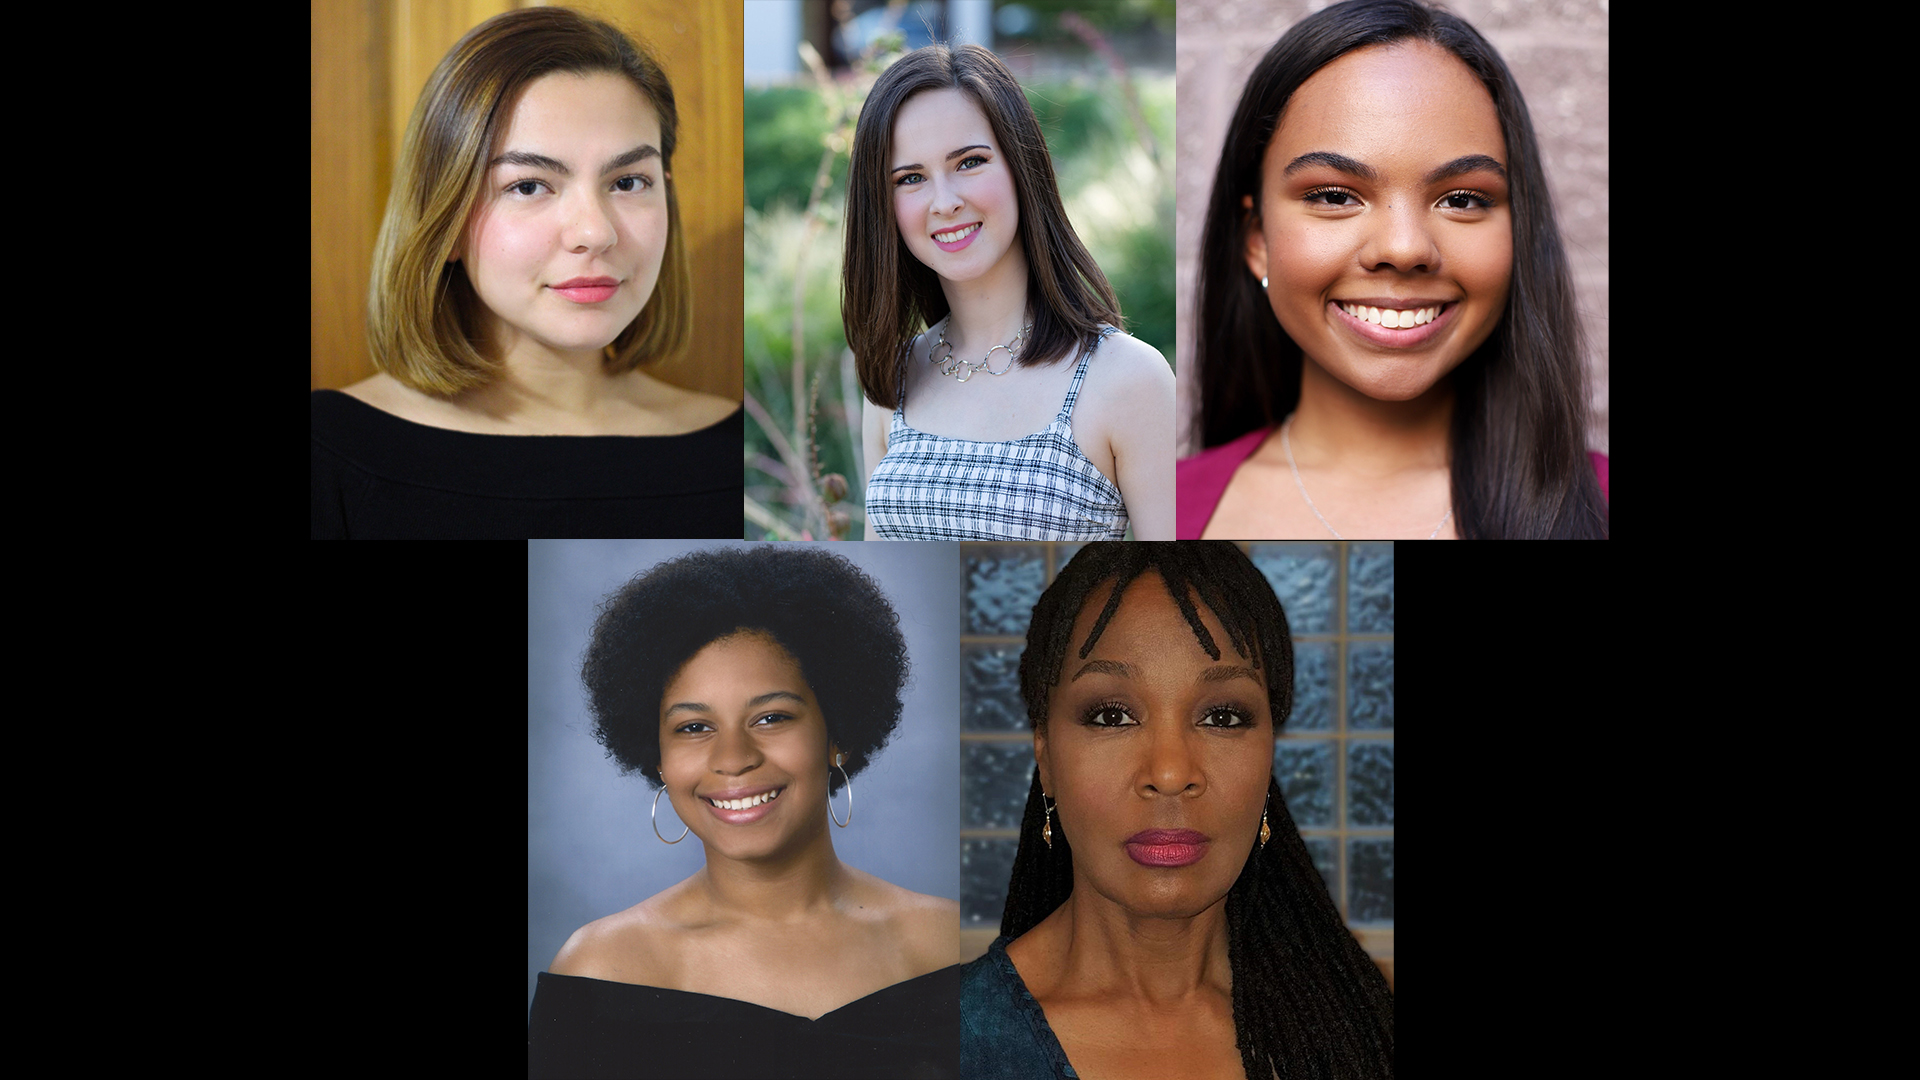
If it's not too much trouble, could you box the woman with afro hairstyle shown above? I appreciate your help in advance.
[961,542,1393,1079]
[529,545,959,1080]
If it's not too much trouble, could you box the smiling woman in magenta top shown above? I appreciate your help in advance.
[1180,0,1607,539]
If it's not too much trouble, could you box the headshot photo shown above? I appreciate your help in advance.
[1175,0,1608,540]
[527,540,962,1079]
[311,3,744,539]
[741,3,1177,541]
[958,541,1395,1078]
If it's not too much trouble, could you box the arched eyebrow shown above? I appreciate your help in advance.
[1283,150,1506,186]
[892,144,992,175]
[489,144,660,177]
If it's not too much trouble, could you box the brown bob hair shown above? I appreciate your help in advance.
[842,44,1121,411]
[367,7,690,397]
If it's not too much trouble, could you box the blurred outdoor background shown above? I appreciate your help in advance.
[741,0,1175,540]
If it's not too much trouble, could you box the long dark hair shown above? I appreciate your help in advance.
[1006,543,1394,1079]
[843,43,1121,410]
[1194,0,1606,539]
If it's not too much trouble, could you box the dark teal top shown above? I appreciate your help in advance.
[959,936,1078,1079]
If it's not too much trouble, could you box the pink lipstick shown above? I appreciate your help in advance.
[1124,828,1210,867]
[551,276,621,304]
[932,222,981,253]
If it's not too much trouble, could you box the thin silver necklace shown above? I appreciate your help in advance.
[1282,415,1453,540]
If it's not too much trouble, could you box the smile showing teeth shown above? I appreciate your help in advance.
[933,223,979,243]
[1336,301,1445,328]
[705,788,782,811]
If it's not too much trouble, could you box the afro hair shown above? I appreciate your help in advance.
[581,547,909,793]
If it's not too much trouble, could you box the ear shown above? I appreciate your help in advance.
[1032,730,1053,796]
[1241,193,1268,285]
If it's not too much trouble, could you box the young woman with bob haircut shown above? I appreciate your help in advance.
[1179,0,1607,540]
[530,547,960,1079]
[846,43,1175,541]
[311,7,739,539]
[961,542,1394,1079]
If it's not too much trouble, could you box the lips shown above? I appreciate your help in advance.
[698,784,786,824]
[1124,828,1211,867]
[550,276,621,304]
[1329,297,1456,348]
[932,222,981,252]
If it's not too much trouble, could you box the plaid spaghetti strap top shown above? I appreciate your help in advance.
[867,327,1129,540]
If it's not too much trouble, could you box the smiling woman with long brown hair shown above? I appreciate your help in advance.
[844,43,1175,541]
[962,543,1393,1079]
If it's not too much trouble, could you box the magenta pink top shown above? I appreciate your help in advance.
[1175,425,1609,538]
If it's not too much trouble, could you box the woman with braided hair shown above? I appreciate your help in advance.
[961,542,1393,1078]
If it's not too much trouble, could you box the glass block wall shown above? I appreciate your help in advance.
[958,542,1394,971]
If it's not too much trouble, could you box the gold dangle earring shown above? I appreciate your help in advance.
[1041,793,1055,849]
[1259,805,1271,849]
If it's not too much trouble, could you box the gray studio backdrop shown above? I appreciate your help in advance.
[527,540,962,1008]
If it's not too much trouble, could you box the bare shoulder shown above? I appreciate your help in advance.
[847,868,961,971]
[1089,330,1173,390]
[548,889,692,985]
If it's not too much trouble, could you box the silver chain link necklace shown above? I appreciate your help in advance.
[928,315,1032,382]
[1282,416,1453,540]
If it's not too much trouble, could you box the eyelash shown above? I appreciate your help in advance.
[895,155,989,187]
[672,712,793,735]
[1301,186,1496,211]
[1078,703,1256,729]
[504,174,655,198]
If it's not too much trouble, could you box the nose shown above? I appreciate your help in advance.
[1139,723,1204,798]
[710,723,764,777]
[1360,201,1438,274]
[562,186,618,253]
[928,173,963,219]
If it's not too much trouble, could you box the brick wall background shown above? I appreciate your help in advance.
[1173,0,1609,460]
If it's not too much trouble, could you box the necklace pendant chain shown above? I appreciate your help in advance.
[1282,416,1454,540]
[929,316,1031,381]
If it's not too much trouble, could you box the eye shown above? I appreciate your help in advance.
[672,720,713,735]
[751,712,793,727]
[957,154,988,170]
[1199,706,1255,729]
[894,171,925,187]
[506,179,549,197]
[1083,703,1136,728]
[1438,190,1495,211]
[614,174,654,193]
[1304,186,1361,207]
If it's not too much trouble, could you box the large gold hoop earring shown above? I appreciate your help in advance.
[829,752,852,828]
[652,786,689,844]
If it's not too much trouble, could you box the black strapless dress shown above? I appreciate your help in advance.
[527,965,960,1079]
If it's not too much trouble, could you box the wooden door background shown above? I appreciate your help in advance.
[310,0,744,402]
